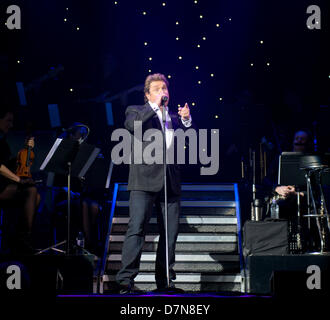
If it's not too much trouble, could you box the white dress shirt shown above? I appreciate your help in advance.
[148,101,192,149]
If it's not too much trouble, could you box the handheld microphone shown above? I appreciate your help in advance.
[160,96,168,123]
[161,96,168,105]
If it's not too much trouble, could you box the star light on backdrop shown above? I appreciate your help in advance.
[132,0,248,119]
[8,1,327,136]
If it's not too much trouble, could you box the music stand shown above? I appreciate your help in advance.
[278,152,306,187]
[84,155,114,191]
[36,138,100,255]
[278,152,307,251]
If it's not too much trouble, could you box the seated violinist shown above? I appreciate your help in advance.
[0,107,40,254]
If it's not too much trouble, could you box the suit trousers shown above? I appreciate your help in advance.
[116,185,180,288]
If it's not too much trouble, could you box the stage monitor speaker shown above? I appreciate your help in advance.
[0,254,94,296]
[243,220,289,256]
[245,254,330,297]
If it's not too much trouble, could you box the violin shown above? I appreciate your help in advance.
[16,137,35,178]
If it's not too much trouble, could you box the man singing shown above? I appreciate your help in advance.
[116,73,192,293]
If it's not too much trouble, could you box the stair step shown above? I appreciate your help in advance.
[106,253,240,273]
[106,262,240,274]
[117,184,235,201]
[108,253,240,262]
[181,185,235,191]
[180,207,236,216]
[109,234,237,243]
[116,184,235,193]
[114,206,236,216]
[103,273,241,283]
[107,262,240,273]
[111,216,238,233]
[116,201,236,208]
[112,224,237,234]
[103,281,242,292]
[108,242,238,252]
[112,216,237,225]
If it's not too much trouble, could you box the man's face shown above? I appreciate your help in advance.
[0,112,14,134]
[293,131,309,152]
[145,80,169,107]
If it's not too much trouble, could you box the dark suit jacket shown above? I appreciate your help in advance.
[124,102,193,195]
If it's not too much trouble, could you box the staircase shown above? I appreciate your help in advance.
[97,183,244,293]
